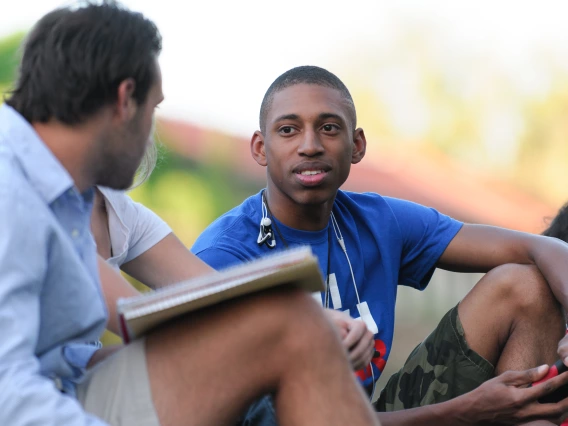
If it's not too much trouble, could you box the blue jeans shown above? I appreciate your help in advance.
[238,395,277,426]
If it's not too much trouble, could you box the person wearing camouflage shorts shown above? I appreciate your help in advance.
[375,304,494,411]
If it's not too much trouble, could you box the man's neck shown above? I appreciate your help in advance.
[33,120,99,193]
[264,187,336,231]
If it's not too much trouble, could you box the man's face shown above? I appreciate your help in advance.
[99,60,164,189]
[257,83,365,207]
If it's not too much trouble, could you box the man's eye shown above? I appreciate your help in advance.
[279,126,295,134]
[322,124,339,132]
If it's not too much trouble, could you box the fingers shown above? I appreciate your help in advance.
[323,308,349,340]
[526,371,568,402]
[498,365,551,387]
[343,319,367,349]
[558,335,568,367]
[344,321,375,370]
[513,399,567,425]
[348,331,375,371]
[323,309,377,370]
[473,367,568,425]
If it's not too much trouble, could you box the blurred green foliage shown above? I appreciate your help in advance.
[0,33,23,95]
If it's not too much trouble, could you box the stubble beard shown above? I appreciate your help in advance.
[96,122,145,190]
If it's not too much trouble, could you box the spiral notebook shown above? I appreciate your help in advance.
[117,246,324,343]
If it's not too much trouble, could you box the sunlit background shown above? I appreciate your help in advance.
[3,0,568,393]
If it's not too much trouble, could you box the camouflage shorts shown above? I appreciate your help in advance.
[375,304,494,411]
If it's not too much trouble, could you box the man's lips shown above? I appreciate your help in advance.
[294,169,329,186]
[292,161,331,174]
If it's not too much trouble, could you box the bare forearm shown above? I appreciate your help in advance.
[122,233,214,289]
[98,256,140,334]
[439,225,568,308]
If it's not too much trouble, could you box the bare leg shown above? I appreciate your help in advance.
[458,264,565,375]
[145,287,380,426]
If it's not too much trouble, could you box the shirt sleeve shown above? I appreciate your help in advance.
[192,247,249,271]
[386,197,463,290]
[103,189,172,265]
[0,197,107,426]
[123,199,172,263]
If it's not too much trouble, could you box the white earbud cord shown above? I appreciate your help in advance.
[261,195,377,402]
[330,211,376,402]
[261,197,269,222]
[330,212,362,306]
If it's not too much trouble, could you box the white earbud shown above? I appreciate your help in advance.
[258,197,276,248]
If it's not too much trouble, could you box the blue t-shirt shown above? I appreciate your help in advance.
[192,190,463,388]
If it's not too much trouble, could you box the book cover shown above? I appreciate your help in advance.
[117,246,324,343]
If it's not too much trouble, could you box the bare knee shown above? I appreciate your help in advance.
[229,287,346,384]
[257,287,341,350]
[483,264,559,314]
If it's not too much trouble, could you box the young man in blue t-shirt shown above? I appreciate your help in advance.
[192,66,568,424]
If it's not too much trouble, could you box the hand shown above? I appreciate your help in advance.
[557,334,568,367]
[324,309,375,371]
[464,365,568,425]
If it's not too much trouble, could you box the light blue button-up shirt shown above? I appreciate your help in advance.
[0,105,109,425]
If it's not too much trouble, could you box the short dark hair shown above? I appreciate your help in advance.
[259,65,356,133]
[5,0,162,125]
[543,202,568,242]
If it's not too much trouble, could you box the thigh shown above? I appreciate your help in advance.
[375,304,494,412]
[77,339,159,426]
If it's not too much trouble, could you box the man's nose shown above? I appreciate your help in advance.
[297,130,324,156]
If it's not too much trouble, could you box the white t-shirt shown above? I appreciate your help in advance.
[98,186,172,269]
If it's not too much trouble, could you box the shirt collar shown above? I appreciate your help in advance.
[0,104,74,204]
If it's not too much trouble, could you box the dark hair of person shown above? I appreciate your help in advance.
[543,202,568,242]
[5,0,162,125]
[259,65,357,133]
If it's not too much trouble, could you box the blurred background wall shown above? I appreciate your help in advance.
[2,0,568,392]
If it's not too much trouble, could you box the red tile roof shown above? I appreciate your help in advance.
[157,117,556,233]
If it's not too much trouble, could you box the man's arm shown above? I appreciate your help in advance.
[121,233,215,288]
[378,365,568,425]
[0,202,106,425]
[438,224,568,308]
[98,256,139,336]
[96,247,210,367]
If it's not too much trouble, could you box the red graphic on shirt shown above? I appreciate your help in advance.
[355,338,387,382]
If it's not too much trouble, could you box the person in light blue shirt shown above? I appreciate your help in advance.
[0,3,382,426]
[0,103,106,412]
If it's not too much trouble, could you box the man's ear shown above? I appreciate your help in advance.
[114,78,137,122]
[251,130,268,167]
[351,128,367,164]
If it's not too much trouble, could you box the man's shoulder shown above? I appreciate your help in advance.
[0,146,48,226]
[193,193,260,249]
[337,190,385,204]
[337,190,434,217]
[336,190,399,215]
[0,147,26,206]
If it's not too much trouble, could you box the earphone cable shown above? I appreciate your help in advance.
[263,191,375,402]
[331,212,362,306]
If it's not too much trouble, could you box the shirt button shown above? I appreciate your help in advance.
[71,229,79,238]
